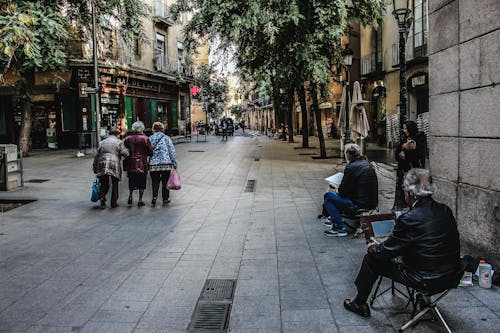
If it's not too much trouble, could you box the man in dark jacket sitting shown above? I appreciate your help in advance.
[344,168,462,317]
[324,143,378,237]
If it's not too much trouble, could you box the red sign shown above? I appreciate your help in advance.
[190,85,199,96]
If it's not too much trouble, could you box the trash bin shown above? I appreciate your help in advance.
[46,128,58,149]
[0,144,23,191]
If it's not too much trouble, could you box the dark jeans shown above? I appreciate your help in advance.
[355,253,462,303]
[354,253,421,303]
[98,175,119,205]
[394,168,408,209]
[150,170,171,201]
[323,192,358,229]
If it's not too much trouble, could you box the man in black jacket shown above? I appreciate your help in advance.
[344,169,462,317]
[324,143,378,237]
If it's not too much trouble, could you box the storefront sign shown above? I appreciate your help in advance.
[33,94,55,102]
[412,75,426,87]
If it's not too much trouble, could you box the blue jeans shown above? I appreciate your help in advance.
[323,192,358,229]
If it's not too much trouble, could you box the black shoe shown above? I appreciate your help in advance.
[138,201,145,207]
[111,203,119,208]
[151,198,157,207]
[344,299,370,317]
[99,198,106,209]
[127,196,132,206]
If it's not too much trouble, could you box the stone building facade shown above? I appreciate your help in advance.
[0,0,193,149]
[428,0,500,266]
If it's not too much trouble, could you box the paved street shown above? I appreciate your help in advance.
[0,133,498,333]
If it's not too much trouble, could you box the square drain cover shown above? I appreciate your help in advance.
[201,279,236,301]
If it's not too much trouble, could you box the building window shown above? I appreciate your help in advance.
[375,28,383,70]
[177,41,184,73]
[155,33,165,71]
[413,0,427,57]
[102,28,118,60]
[134,37,142,60]
[155,0,166,17]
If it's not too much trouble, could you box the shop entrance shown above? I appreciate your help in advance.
[31,103,58,149]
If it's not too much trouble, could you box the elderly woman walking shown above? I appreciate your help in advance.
[124,121,153,207]
[93,128,129,208]
[148,122,177,207]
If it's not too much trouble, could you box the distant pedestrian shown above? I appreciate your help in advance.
[148,122,177,207]
[93,127,129,208]
[124,121,153,207]
[393,120,427,210]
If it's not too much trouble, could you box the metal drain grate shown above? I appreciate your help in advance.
[201,279,236,301]
[244,179,256,192]
[0,199,36,213]
[188,303,231,332]
[25,179,50,183]
[188,150,205,152]
[254,158,260,161]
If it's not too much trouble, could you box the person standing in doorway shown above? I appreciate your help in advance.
[93,128,129,208]
[148,122,177,207]
[124,121,152,207]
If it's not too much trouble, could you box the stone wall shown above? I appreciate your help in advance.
[428,0,500,266]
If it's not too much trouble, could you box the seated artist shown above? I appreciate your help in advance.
[323,143,378,237]
[344,168,462,317]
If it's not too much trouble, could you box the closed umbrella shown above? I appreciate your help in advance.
[349,81,370,140]
[337,85,350,157]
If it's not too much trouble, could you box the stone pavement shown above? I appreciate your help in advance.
[0,132,498,333]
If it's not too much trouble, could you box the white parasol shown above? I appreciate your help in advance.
[349,81,370,139]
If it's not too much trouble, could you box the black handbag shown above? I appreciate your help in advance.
[122,156,130,170]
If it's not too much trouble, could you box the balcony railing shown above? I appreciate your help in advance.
[155,57,193,78]
[361,53,383,76]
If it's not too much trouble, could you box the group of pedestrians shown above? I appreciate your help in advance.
[93,121,177,208]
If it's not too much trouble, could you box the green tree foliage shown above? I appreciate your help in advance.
[193,64,228,119]
[0,0,147,153]
[171,0,383,154]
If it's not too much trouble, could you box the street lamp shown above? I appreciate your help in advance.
[342,45,354,146]
[392,0,412,142]
[91,2,102,146]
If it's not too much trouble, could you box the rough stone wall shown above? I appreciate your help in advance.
[428,0,500,266]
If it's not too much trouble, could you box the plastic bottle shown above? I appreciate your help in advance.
[478,260,493,288]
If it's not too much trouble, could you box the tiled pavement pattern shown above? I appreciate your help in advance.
[0,133,498,332]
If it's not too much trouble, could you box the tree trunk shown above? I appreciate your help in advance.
[287,85,294,143]
[18,70,35,156]
[298,82,309,148]
[311,82,326,158]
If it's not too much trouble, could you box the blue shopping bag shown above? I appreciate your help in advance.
[90,179,100,202]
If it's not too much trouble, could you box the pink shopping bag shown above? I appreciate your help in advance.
[167,169,181,190]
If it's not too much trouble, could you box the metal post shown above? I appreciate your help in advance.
[344,68,351,144]
[398,25,407,143]
[92,2,101,146]
[342,68,351,163]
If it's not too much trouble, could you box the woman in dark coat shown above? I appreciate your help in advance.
[124,121,153,207]
[393,120,427,210]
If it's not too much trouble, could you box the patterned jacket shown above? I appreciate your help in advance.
[93,136,129,180]
[149,132,177,166]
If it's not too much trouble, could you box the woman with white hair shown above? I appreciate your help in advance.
[124,121,152,207]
